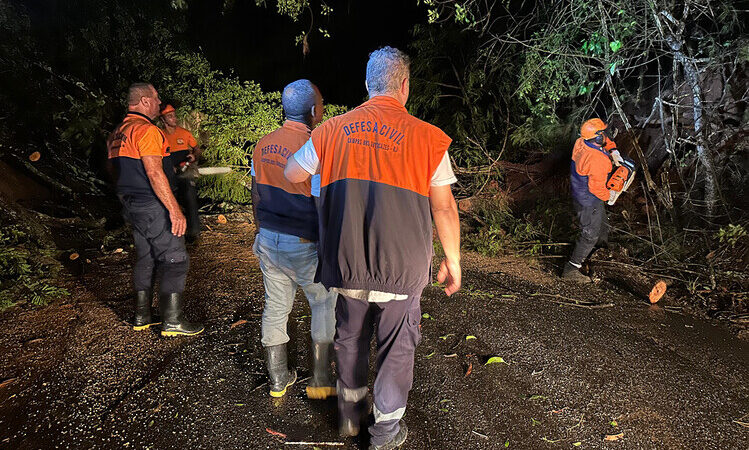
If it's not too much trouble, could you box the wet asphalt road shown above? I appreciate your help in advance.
[1,222,747,449]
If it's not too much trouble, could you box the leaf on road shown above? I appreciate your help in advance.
[424,351,436,359]
[609,420,618,427]
[573,442,582,447]
[29,151,41,162]
[0,378,17,389]
[422,313,434,320]
[230,319,248,329]
[69,253,80,261]
[485,356,507,365]
[465,362,473,377]
[528,395,547,401]
[604,433,624,441]
[217,214,227,224]
[266,428,287,439]
[439,333,454,340]
[465,335,477,340]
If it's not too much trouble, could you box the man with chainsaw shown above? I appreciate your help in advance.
[250,79,338,400]
[563,118,633,282]
[160,104,202,242]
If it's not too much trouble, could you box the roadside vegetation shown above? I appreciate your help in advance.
[0,0,746,323]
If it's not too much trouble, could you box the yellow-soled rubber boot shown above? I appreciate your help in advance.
[133,289,161,331]
[159,293,204,337]
[266,343,297,397]
[306,342,337,399]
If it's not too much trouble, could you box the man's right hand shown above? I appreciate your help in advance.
[169,209,187,237]
[437,258,462,296]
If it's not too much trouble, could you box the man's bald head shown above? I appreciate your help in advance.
[126,82,161,119]
[282,79,322,126]
[127,83,155,106]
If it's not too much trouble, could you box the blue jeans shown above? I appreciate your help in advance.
[253,228,337,347]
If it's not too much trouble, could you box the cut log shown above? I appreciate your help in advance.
[588,257,668,304]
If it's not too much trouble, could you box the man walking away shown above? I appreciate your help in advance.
[285,47,462,450]
[563,118,621,282]
[251,79,337,399]
[107,83,203,337]
[160,104,203,242]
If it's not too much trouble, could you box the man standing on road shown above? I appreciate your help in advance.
[107,83,204,337]
[285,47,462,450]
[160,104,203,242]
[250,79,337,399]
[563,118,621,282]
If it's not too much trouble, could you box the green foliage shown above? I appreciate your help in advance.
[716,224,747,248]
[409,24,520,165]
[465,197,546,256]
[465,193,574,257]
[0,226,69,310]
[145,51,283,203]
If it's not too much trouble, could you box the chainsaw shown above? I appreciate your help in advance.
[606,153,636,205]
[176,160,233,179]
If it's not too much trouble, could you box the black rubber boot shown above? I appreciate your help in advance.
[369,420,408,450]
[159,293,204,337]
[562,262,592,283]
[306,342,336,399]
[133,290,160,331]
[339,398,370,437]
[265,343,297,398]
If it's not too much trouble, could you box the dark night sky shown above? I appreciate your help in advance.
[186,0,428,107]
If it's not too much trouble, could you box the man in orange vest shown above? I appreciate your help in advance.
[160,104,202,242]
[563,118,621,282]
[285,47,462,450]
[250,80,337,399]
[107,83,203,337]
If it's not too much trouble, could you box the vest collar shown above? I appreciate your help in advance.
[583,139,610,156]
[126,110,157,125]
[360,95,407,112]
[282,120,311,135]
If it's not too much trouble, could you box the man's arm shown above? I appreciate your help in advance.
[142,155,187,237]
[187,144,203,162]
[284,155,313,183]
[250,176,260,234]
[430,184,461,296]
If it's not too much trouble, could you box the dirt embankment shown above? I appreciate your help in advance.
[1,218,748,449]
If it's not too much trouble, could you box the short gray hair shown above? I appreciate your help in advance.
[127,83,154,105]
[366,46,410,97]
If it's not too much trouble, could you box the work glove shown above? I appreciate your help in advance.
[608,189,617,203]
[610,149,623,166]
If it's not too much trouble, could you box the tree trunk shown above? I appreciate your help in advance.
[588,258,668,304]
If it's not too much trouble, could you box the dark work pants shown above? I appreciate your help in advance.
[119,195,189,295]
[570,199,609,265]
[335,294,422,447]
[176,175,200,239]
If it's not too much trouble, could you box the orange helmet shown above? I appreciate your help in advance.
[160,104,176,116]
[580,118,607,140]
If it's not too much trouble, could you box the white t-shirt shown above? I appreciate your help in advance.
[293,138,457,302]
[293,138,458,187]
